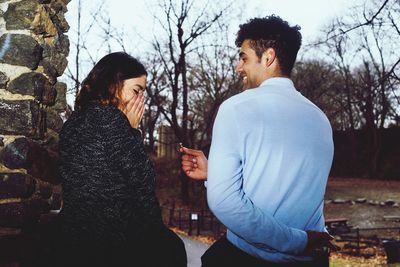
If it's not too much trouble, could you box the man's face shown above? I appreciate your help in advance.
[235,39,267,90]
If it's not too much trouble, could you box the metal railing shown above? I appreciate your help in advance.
[161,205,226,239]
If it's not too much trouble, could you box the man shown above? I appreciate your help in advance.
[181,16,337,266]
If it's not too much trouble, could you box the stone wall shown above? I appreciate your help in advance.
[0,0,69,243]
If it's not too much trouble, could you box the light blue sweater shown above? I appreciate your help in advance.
[207,77,334,263]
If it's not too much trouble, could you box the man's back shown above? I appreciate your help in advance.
[208,77,333,262]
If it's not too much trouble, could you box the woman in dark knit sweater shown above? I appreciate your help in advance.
[57,52,187,267]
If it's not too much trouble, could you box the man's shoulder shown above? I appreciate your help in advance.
[220,90,253,109]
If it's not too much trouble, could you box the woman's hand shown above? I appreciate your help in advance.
[120,92,144,128]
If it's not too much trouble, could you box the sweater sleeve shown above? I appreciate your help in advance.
[207,102,308,255]
[100,107,163,228]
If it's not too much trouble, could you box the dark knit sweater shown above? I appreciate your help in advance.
[58,103,163,246]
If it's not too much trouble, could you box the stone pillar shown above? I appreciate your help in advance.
[0,0,69,239]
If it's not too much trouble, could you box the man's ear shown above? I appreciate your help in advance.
[263,48,276,67]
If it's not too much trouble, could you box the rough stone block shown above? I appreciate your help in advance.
[0,200,25,228]
[45,2,70,33]
[49,184,62,210]
[0,198,50,228]
[42,45,68,77]
[0,34,43,70]
[38,129,60,153]
[34,178,53,199]
[0,173,35,199]
[50,192,62,210]
[57,34,70,55]
[31,5,58,37]
[49,1,66,13]
[53,82,67,110]
[0,137,59,184]
[8,72,56,105]
[3,0,39,30]
[46,109,64,132]
[46,82,68,132]
[39,0,52,4]
[0,100,40,136]
[0,71,9,88]
[0,137,31,169]
[59,0,72,5]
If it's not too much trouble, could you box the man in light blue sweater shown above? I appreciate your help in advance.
[181,16,337,266]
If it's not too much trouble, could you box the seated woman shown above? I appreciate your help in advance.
[57,52,187,267]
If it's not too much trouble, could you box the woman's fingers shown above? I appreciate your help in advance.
[122,91,145,129]
[127,92,144,114]
[138,99,145,120]
[125,93,139,112]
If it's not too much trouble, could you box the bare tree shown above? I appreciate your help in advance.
[64,0,135,104]
[64,0,106,98]
[150,0,231,201]
[141,54,169,154]
[292,60,346,130]
[312,0,400,178]
[187,33,241,150]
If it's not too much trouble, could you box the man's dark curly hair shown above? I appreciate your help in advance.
[235,15,302,76]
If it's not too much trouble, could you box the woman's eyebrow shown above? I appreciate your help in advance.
[134,84,145,91]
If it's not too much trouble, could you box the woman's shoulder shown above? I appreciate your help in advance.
[87,102,120,116]
[80,103,126,125]
[61,104,129,134]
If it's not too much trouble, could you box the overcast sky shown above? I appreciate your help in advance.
[62,0,353,104]
[65,0,351,52]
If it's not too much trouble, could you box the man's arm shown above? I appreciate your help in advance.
[199,102,312,254]
[180,146,338,255]
[179,147,339,256]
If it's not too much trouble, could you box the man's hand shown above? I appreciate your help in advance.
[304,231,340,257]
[180,147,208,180]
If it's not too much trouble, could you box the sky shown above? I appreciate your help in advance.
[95,0,349,44]
[63,0,353,51]
[62,0,352,104]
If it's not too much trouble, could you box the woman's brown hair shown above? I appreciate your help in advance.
[75,52,147,111]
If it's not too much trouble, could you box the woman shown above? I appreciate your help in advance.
[57,52,187,267]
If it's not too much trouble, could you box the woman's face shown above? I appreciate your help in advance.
[119,75,147,104]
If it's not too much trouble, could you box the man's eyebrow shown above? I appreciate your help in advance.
[239,51,246,58]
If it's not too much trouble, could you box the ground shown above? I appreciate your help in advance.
[158,176,400,266]
[325,177,400,229]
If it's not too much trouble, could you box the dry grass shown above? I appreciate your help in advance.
[330,253,391,267]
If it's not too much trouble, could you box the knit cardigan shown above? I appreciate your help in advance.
[58,103,163,246]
